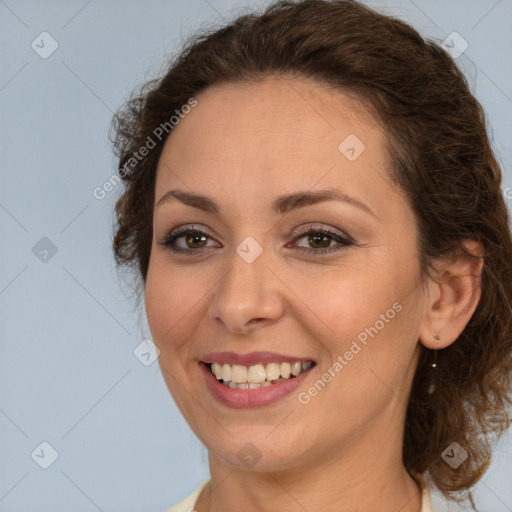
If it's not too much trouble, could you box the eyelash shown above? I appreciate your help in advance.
[159,224,354,256]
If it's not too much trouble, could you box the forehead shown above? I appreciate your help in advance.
[170,75,378,146]
[154,76,396,215]
[158,76,387,165]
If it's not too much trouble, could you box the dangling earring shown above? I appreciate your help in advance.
[427,334,439,395]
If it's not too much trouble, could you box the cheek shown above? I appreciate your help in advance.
[144,260,204,418]
[293,261,419,397]
[144,259,198,350]
[288,261,400,346]
[145,265,170,342]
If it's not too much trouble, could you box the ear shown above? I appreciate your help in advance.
[418,239,484,350]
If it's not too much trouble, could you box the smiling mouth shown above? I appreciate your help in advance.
[207,361,315,390]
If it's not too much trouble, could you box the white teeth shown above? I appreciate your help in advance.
[209,360,314,388]
[248,364,266,383]
[291,362,302,376]
[280,362,291,379]
[266,362,281,381]
[212,362,223,379]
[231,364,248,383]
[221,364,231,382]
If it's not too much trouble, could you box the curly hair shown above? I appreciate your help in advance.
[110,0,512,506]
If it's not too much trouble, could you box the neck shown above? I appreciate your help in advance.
[194,423,423,512]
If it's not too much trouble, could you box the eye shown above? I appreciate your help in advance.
[289,225,354,255]
[159,224,354,256]
[159,224,220,254]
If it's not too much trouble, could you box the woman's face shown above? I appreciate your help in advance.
[145,76,428,472]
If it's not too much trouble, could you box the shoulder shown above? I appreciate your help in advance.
[411,472,434,512]
[412,472,451,512]
[166,479,210,512]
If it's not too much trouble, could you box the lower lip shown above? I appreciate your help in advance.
[200,362,313,409]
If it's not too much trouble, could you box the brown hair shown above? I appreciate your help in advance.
[110,0,512,506]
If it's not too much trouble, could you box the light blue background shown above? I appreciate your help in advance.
[1,1,511,511]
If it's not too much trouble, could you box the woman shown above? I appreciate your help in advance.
[110,1,512,510]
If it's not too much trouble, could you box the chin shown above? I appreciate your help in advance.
[200,426,312,473]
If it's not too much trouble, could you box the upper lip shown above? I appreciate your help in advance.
[201,351,315,366]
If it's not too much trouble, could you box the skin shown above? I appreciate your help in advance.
[144,75,483,512]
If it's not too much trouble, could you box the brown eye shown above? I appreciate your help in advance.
[184,232,208,249]
[307,233,332,249]
[160,226,221,254]
[291,227,354,255]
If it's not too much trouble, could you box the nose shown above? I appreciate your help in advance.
[207,250,285,334]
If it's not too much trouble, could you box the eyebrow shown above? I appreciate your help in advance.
[156,188,377,218]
